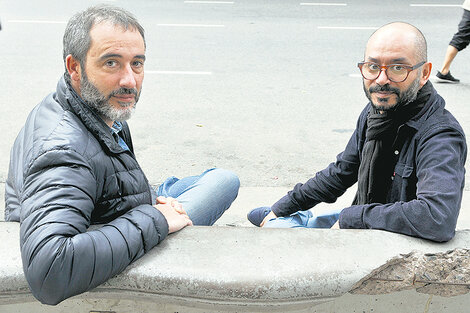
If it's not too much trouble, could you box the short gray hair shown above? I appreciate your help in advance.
[63,5,145,82]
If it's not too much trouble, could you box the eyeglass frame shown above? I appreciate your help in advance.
[357,61,426,83]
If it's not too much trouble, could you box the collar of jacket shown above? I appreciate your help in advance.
[55,74,128,154]
[361,81,444,150]
[400,81,443,132]
[367,81,443,140]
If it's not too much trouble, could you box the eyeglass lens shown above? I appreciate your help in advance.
[361,63,408,82]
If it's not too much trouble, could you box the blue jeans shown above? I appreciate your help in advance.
[157,168,240,226]
[264,208,341,228]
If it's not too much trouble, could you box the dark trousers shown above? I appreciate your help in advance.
[450,9,470,51]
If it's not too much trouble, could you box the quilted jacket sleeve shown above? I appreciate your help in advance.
[19,148,169,305]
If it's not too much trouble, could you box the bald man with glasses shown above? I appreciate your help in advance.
[247,22,467,242]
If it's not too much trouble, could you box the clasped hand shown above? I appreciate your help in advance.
[154,196,193,233]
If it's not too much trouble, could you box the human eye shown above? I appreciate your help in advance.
[390,65,405,73]
[105,60,118,68]
[132,60,144,68]
[367,63,380,71]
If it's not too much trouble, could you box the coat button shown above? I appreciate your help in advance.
[394,150,399,155]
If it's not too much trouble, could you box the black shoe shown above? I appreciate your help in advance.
[436,71,460,83]
[247,206,272,226]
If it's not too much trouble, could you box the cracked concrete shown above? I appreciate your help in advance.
[350,249,470,297]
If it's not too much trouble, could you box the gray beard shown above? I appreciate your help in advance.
[364,76,421,112]
[80,71,139,122]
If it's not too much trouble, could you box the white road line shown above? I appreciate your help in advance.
[8,20,66,24]
[300,2,347,6]
[184,0,234,3]
[157,23,225,28]
[410,4,461,7]
[318,26,377,30]
[146,71,213,75]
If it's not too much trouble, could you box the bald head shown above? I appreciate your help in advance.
[360,22,432,111]
[366,22,427,63]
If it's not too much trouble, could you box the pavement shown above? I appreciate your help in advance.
[1,0,470,227]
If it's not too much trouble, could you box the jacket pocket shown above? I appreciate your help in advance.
[394,162,414,178]
[391,162,416,201]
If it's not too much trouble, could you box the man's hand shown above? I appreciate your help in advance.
[260,211,277,227]
[157,196,186,215]
[155,196,192,233]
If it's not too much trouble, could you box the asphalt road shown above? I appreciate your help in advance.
[1,0,470,188]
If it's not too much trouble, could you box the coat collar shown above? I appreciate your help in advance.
[56,75,127,154]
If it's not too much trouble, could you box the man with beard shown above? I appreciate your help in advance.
[4,5,239,305]
[247,22,467,242]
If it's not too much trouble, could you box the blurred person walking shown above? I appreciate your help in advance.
[436,0,470,83]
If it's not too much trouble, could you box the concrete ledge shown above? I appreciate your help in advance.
[1,221,470,312]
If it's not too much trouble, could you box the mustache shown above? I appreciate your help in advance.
[109,87,138,98]
[368,84,400,95]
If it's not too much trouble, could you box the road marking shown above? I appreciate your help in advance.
[157,23,225,28]
[318,26,377,30]
[410,3,461,7]
[146,71,213,75]
[184,0,234,3]
[300,2,347,6]
[8,20,66,24]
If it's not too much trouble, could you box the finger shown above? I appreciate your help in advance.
[156,196,167,204]
[168,198,180,208]
[173,201,183,209]
[174,207,185,214]
[175,205,186,215]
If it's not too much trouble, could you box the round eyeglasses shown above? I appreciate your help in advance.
[357,61,425,83]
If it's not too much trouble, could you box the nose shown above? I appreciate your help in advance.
[375,68,391,85]
[119,64,137,89]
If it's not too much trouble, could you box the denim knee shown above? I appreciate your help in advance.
[210,168,240,201]
[183,168,239,225]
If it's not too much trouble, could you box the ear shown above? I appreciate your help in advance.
[65,54,81,82]
[419,62,432,88]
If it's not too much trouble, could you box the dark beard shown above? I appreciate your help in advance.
[80,70,140,122]
[364,76,420,111]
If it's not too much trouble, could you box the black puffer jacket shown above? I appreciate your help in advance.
[4,76,169,305]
